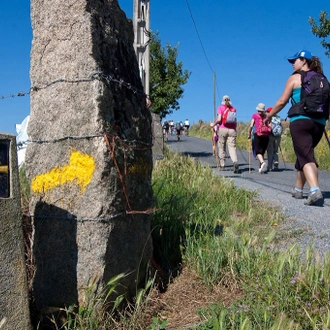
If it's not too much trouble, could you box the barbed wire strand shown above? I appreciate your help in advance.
[23,211,125,223]
[0,71,149,101]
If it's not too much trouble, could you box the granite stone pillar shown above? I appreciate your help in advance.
[26,0,153,313]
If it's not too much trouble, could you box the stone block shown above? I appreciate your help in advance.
[0,133,31,330]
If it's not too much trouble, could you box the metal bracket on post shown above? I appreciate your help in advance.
[133,0,150,97]
[0,140,10,198]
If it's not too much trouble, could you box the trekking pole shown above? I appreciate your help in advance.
[278,144,287,171]
[248,138,251,173]
[324,128,330,149]
[215,139,220,169]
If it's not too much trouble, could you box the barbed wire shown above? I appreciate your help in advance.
[24,133,104,145]
[16,132,153,149]
[0,71,149,101]
[23,207,154,222]
[23,211,125,223]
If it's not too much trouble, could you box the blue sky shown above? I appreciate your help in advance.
[1,0,329,134]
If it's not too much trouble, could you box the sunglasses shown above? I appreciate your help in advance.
[290,58,303,64]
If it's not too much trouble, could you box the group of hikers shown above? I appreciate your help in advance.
[210,49,330,207]
[212,99,282,174]
[162,119,190,140]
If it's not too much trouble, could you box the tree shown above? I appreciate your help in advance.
[308,11,330,58]
[149,33,191,119]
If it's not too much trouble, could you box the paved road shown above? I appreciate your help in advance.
[166,133,330,259]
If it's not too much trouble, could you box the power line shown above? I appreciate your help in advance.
[185,0,222,105]
[185,0,214,74]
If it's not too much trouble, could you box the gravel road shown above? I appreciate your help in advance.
[166,133,330,260]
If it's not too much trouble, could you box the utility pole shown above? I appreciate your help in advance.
[133,0,150,97]
[213,71,216,120]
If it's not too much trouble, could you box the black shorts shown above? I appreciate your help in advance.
[253,133,269,156]
[290,119,325,170]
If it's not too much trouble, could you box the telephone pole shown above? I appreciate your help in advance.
[133,0,150,97]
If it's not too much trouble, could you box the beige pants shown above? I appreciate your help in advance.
[218,127,238,167]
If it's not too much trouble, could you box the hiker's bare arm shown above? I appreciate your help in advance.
[212,113,222,127]
[268,75,299,118]
[271,76,296,114]
[248,119,254,139]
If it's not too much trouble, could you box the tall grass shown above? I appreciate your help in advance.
[151,150,330,329]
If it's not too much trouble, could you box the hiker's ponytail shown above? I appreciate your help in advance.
[308,56,324,74]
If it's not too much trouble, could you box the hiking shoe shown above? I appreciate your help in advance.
[259,162,267,173]
[291,187,303,199]
[233,162,239,173]
[304,189,324,206]
[274,161,279,170]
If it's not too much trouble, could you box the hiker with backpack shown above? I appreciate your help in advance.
[210,95,239,173]
[175,121,183,140]
[162,120,170,141]
[266,107,283,171]
[265,49,330,206]
[248,103,271,173]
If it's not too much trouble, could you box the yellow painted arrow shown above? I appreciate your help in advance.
[32,151,95,194]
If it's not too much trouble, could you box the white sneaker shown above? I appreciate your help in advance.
[259,162,267,173]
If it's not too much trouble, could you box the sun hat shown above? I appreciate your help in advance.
[287,49,313,63]
[266,107,272,113]
[256,103,266,112]
[221,95,231,105]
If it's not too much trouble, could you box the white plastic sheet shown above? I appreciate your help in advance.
[16,115,30,167]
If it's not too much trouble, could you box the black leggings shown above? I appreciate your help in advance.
[290,119,324,171]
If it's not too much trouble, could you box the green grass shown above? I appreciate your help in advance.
[150,150,330,329]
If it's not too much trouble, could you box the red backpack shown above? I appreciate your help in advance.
[256,113,271,136]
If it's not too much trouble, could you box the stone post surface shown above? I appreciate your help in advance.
[0,134,31,330]
[26,0,153,313]
[151,113,164,162]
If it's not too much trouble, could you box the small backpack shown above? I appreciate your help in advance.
[256,114,271,136]
[222,106,237,125]
[270,116,282,137]
[288,70,330,119]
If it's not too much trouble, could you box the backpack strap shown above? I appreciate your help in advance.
[220,106,229,123]
[290,71,303,105]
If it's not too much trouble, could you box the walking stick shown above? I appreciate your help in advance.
[211,122,220,169]
[215,138,219,169]
[248,138,251,173]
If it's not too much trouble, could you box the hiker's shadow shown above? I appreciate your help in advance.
[182,151,213,158]
[322,191,330,200]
